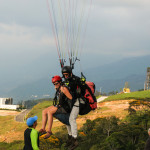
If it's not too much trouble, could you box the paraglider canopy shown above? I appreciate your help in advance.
[46,0,93,70]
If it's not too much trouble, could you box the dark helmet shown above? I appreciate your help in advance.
[61,66,72,74]
[52,75,62,83]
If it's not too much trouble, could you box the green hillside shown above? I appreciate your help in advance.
[25,100,53,121]
[1,92,150,149]
[104,90,150,102]
[20,98,150,150]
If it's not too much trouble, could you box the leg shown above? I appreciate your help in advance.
[40,106,57,134]
[69,100,79,138]
[44,106,58,139]
[41,108,49,131]
[65,125,72,147]
[47,106,58,132]
[68,99,79,150]
[66,125,72,136]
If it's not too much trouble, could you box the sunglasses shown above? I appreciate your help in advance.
[53,82,59,86]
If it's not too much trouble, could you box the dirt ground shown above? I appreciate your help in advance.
[0,110,20,116]
[76,100,132,128]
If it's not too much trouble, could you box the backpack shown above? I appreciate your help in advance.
[79,81,97,115]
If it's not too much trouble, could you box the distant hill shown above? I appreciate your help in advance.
[95,74,145,93]
[5,78,55,104]
[84,55,150,93]
[4,55,150,104]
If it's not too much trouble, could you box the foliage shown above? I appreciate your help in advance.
[78,116,147,150]
[39,134,60,149]
[126,100,150,130]
[108,91,118,95]
[0,141,24,150]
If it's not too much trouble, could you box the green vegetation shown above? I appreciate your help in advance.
[26,100,53,121]
[1,115,149,150]
[77,114,148,150]
[104,90,150,102]
[1,92,150,149]
[96,95,101,99]
[0,141,24,150]
[0,116,25,135]
[18,98,53,109]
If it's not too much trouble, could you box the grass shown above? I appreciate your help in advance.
[0,100,53,142]
[0,141,24,150]
[26,100,53,122]
[103,90,150,102]
[0,116,25,135]
[96,95,101,99]
[1,91,149,149]
[0,100,54,149]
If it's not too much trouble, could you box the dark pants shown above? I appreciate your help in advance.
[53,107,70,125]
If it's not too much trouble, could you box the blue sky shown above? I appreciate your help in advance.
[0,0,150,93]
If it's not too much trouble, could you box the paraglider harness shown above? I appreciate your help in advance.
[79,73,97,115]
[53,85,72,113]
[62,72,97,115]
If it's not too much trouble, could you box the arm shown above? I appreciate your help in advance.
[30,129,39,150]
[60,86,72,100]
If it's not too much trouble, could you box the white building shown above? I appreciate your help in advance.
[0,98,19,110]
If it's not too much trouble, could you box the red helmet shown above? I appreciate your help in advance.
[52,75,62,83]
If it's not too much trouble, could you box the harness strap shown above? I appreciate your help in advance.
[53,88,60,106]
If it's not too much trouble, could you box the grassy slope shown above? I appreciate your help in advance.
[103,90,150,102]
[0,100,70,149]
[26,100,53,121]
[1,91,150,149]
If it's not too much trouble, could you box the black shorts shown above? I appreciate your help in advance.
[53,107,70,125]
[53,113,70,125]
[55,107,67,114]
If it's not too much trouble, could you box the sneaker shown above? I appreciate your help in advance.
[65,135,72,147]
[68,137,78,150]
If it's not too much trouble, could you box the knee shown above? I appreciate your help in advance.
[69,115,75,124]
[47,109,53,115]
[42,109,47,115]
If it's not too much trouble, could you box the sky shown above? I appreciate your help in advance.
[0,0,150,94]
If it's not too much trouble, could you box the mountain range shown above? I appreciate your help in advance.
[2,55,150,104]
[84,55,150,93]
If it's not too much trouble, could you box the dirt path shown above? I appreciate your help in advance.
[15,109,31,122]
[97,96,108,102]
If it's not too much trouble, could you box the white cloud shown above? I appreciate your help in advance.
[0,22,56,70]
[0,23,55,53]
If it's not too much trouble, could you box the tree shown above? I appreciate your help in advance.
[99,116,119,137]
